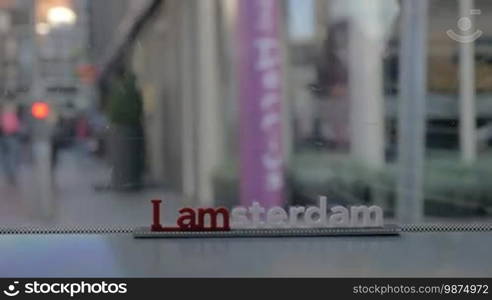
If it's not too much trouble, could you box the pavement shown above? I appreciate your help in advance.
[0,148,180,228]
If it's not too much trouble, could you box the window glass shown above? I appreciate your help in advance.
[0,0,491,229]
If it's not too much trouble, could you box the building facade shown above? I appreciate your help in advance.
[89,0,492,210]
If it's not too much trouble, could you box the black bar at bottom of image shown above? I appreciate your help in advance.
[0,278,490,299]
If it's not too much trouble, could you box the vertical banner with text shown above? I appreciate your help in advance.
[238,0,285,207]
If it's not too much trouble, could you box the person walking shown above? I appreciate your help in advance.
[0,102,21,185]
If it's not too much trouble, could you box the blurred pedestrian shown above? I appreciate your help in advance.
[0,102,21,185]
[313,21,350,151]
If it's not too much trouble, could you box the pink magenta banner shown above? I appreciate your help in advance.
[238,0,285,207]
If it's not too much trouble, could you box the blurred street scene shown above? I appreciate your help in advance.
[1,0,492,227]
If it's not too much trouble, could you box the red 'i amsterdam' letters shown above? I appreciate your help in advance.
[151,199,164,231]
[151,200,231,232]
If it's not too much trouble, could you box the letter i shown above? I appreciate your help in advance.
[151,200,163,231]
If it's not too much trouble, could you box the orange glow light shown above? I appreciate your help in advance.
[31,102,51,119]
